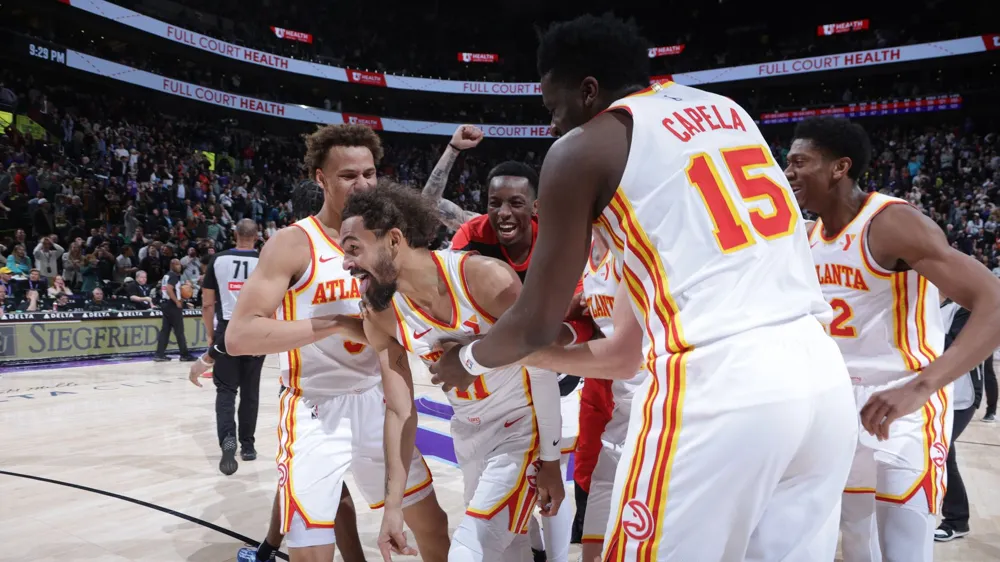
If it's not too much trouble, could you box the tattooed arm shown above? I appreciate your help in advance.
[423,125,484,230]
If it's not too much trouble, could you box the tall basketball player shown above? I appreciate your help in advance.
[226,124,450,562]
[787,117,1000,561]
[431,14,858,561]
[337,182,566,562]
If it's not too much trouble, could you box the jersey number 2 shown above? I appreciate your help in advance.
[828,298,857,338]
[686,145,797,253]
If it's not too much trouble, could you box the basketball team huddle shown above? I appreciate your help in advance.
[219,15,1000,562]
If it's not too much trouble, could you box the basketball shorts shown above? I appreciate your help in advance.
[845,376,953,514]
[602,316,858,562]
[452,403,540,546]
[276,383,434,548]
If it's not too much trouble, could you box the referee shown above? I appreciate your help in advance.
[189,219,264,476]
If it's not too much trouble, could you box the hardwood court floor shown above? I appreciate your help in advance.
[1,357,999,561]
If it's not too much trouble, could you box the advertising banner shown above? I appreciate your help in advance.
[457,52,499,63]
[817,19,871,36]
[61,0,998,95]
[0,309,209,365]
[271,26,313,44]
[648,45,685,57]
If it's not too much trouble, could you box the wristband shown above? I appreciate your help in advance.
[448,143,463,152]
[458,341,492,376]
[563,319,595,344]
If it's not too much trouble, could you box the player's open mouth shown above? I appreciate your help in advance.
[497,222,518,237]
[351,269,371,292]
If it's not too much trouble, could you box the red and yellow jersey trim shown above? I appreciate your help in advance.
[456,252,497,324]
[277,389,335,533]
[289,223,317,295]
[401,252,461,330]
[307,215,345,255]
[890,272,936,372]
[465,368,539,534]
[815,192,877,244]
[858,199,909,280]
[281,292,304,390]
[600,191,691,562]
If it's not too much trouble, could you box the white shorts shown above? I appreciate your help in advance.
[453,403,539,541]
[276,384,434,548]
[603,316,858,562]
[845,376,952,514]
[559,383,581,455]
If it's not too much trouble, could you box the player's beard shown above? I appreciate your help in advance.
[362,250,399,312]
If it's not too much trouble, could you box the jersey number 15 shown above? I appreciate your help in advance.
[686,145,798,253]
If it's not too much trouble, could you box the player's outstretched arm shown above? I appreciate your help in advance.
[364,312,420,559]
[226,227,362,356]
[523,281,644,380]
[422,125,483,230]
[861,204,1000,438]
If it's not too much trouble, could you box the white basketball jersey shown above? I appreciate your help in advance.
[582,248,646,408]
[391,250,532,423]
[276,216,380,395]
[595,82,829,378]
[810,192,944,386]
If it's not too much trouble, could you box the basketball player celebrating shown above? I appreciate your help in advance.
[431,14,858,561]
[337,182,566,562]
[226,124,450,562]
[787,117,1000,562]
[425,147,587,562]
[189,219,265,476]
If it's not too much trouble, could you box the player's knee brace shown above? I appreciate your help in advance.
[876,500,934,562]
[840,493,881,562]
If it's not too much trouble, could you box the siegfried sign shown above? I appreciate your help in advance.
[0,315,209,363]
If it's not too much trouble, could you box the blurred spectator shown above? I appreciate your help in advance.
[86,287,108,311]
[25,269,48,294]
[33,235,65,279]
[6,244,31,275]
[47,275,73,299]
[126,270,155,310]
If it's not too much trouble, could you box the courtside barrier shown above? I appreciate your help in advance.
[0,309,208,365]
[59,0,999,95]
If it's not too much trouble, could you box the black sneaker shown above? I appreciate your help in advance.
[220,435,239,475]
[179,355,198,362]
[532,548,547,562]
[934,524,969,542]
[153,355,171,362]
[241,447,257,461]
[984,413,996,423]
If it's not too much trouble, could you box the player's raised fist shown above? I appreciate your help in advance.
[451,125,484,150]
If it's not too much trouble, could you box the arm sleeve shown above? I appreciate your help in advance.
[527,368,563,462]
[201,257,218,291]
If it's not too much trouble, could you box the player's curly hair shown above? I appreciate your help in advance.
[303,124,384,175]
[537,14,650,91]
[343,180,440,249]
[793,117,872,180]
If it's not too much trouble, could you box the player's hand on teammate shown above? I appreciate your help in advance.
[564,291,589,320]
[450,125,484,151]
[860,380,932,441]
[535,460,565,517]
[428,341,477,392]
[377,507,417,561]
